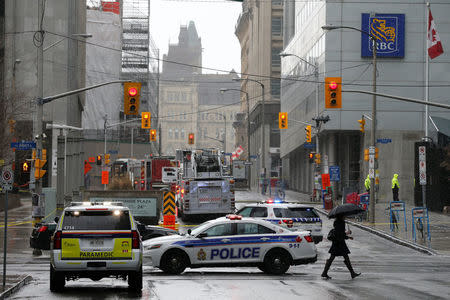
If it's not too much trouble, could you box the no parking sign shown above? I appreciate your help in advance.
[1,168,14,191]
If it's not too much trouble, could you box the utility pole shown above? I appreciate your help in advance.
[31,0,44,223]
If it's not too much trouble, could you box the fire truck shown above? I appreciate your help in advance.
[176,149,235,221]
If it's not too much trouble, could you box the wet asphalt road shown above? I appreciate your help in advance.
[2,194,450,299]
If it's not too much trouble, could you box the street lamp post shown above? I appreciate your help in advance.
[322,25,378,224]
[220,88,251,190]
[233,77,265,193]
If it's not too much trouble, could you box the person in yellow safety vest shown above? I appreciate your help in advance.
[392,174,400,201]
[364,174,371,193]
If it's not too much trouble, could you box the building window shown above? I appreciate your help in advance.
[175,129,179,139]
[181,129,185,139]
[272,48,282,67]
[271,78,281,98]
[272,16,282,37]
[168,129,173,139]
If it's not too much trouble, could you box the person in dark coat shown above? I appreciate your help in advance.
[321,215,361,279]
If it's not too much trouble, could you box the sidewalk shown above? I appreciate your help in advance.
[269,189,450,255]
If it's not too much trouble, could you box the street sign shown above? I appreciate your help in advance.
[108,150,119,154]
[303,144,316,149]
[369,168,375,179]
[418,146,426,185]
[84,161,92,175]
[321,174,331,190]
[329,166,340,181]
[224,153,232,156]
[10,141,36,150]
[377,138,392,144]
[250,155,258,159]
[244,162,253,166]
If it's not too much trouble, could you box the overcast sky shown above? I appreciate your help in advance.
[150,0,242,74]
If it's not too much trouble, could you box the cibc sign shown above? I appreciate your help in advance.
[361,13,405,58]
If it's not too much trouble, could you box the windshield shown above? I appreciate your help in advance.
[190,220,214,236]
[62,210,131,231]
[196,155,221,172]
[273,207,319,218]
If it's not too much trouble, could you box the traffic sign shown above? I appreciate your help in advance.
[244,162,253,166]
[101,171,109,185]
[163,192,176,216]
[1,168,14,191]
[10,141,36,150]
[329,166,340,181]
[377,138,392,144]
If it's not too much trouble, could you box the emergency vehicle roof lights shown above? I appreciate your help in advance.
[226,214,242,220]
[266,199,274,204]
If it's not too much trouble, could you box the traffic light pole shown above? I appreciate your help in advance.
[370,39,377,224]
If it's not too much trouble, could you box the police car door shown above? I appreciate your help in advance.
[235,222,276,263]
[191,222,235,264]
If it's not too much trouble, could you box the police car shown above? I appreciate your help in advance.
[236,200,323,244]
[50,202,143,292]
[143,215,317,275]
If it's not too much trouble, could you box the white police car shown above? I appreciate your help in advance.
[50,202,143,292]
[143,215,317,275]
[236,200,323,243]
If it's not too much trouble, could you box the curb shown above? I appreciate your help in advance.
[315,208,436,256]
[0,275,32,299]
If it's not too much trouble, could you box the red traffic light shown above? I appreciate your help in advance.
[128,87,138,97]
[329,81,338,90]
[189,134,194,139]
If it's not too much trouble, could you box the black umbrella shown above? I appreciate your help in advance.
[328,203,364,218]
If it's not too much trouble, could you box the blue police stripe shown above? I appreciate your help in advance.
[264,218,321,223]
[173,235,298,248]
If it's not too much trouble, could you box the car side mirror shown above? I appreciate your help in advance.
[54,217,59,223]
[187,229,192,235]
[197,232,208,239]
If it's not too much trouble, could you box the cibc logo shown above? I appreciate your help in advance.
[361,14,405,58]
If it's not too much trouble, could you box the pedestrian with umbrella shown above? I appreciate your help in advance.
[321,203,362,280]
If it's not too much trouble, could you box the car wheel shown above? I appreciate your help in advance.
[161,250,187,275]
[263,249,292,275]
[49,264,65,292]
[128,266,143,291]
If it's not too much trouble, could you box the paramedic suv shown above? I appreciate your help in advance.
[50,202,143,292]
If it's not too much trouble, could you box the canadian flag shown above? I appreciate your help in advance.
[428,9,444,59]
[231,146,244,160]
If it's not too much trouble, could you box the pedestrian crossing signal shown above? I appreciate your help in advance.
[150,129,157,141]
[278,112,288,129]
[188,133,194,145]
[308,152,315,163]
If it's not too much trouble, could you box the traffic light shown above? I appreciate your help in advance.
[150,129,157,141]
[375,147,379,159]
[305,125,312,143]
[315,153,321,165]
[34,158,46,180]
[325,77,342,109]
[22,161,30,172]
[124,82,141,115]
[141,112,151,129]
[96,155,102,166]
[188,133,194,145]
[364,148,369,161]
[278,112,288,129]
[358,117,365,132]
[308,152,315,163]
[105,154,111,165]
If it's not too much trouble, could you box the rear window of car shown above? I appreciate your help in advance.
[62,210,131,231]
[237,207,268,217]
[273,207,319,218]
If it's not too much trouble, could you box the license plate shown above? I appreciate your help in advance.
[89,239,104,247]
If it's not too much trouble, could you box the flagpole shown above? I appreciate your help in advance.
[425,2,430,138]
